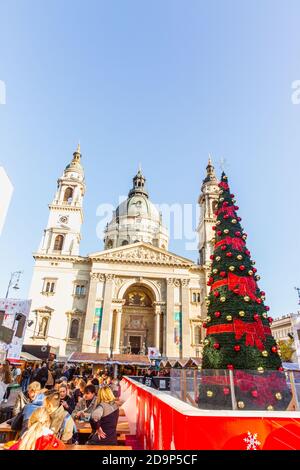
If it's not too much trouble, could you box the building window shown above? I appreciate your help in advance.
[75,284,86,297]
[121,240,129,246]
[69,319,79,339]
[42,279,57,295]
[212,200,218,214]
[191,291,201,304]
[194,326,202,345]
[54,235,64,252]
[37,317,49,338]
[64,187,73,203]
[106,239,113,249]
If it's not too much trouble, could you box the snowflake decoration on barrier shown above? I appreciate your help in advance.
[243,431,261,450]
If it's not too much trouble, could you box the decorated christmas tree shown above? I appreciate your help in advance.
[198,172,291,410]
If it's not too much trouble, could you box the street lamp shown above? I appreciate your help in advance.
[5,271,23,299]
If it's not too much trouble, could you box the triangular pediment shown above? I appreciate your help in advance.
[89,242,195,267]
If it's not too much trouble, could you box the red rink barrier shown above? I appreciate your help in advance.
[121,377,300,450]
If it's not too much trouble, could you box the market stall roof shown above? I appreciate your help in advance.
[173,358,190,368]
[67,352,109,364]
[111,354,151,366]
[20,352,41,362]
[184,357,202,368]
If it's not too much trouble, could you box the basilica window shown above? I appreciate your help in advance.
[69,319,79,339]
[106,239,113,249]
[194,326,202,345]
[191,290,201,304]
[64,187,74,203]
[42,279,57,295]
[212,200,218,214]
[33,308,53,339]
[121,240,129,246]
[74,283,87,297]
[54,235,64,252]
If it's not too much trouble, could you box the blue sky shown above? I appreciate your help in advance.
[0,0,300,317]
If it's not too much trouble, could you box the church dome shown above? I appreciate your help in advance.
[64,144,84,180]
[104,168,169,250]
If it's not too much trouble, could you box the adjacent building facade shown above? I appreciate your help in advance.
[25,147,219,359]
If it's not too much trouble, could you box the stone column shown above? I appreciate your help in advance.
[98,274,114,355]
[82,274,98,352]
[162,311,167,356]
[113,306,123,354]
[154,304,161,351]
[166,278,178,358]
[181,279,191,359]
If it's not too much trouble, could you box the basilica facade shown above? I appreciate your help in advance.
[24,146,219,360]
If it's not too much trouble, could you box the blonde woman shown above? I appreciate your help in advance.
[87,386,119,446]
[9,407,65,450]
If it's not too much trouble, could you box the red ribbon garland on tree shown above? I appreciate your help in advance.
[206,317,271,351]
[216,205,236,218]
[211,272,258,301]
[215,236,245,251]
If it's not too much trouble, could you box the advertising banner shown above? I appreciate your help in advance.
[0,298,31,361]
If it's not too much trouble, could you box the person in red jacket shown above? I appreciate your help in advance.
[9,407,65,450]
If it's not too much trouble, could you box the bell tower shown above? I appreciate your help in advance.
[38,144,86,256]
[197,157,219,270]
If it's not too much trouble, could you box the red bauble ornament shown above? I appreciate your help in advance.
[213,343,220,349]
[256,298,262,304]
[203,323,207,329]
[226,252,233,257]
[271,346,278,353]
[234,205,239,210]
[245,249,250,256]
[212,226,216,231]
[214,291,220,298]
[220,271,226,277]
[253,268,257,273]
[265,306,270,311]
[268,317,273,323]
[237,217,242,221]
[210,255,215,260]
[261,291,265,296]
[223,201,229,207]
[214,311,221,318]
[224,214,229,220]
[251,390,258,398]
[217,230,222,236]
[234,345,241,352]
[221,245,227,251]
[223,387,230,395]
[209,277,214,283]
[278,367,284,372]
[230,194,235,198]
[253,314,259,321]
[227,364,234,370]
[235,231,241,237]
[239,265,245,271]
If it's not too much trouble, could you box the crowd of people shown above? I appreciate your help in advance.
[0,360,122,451]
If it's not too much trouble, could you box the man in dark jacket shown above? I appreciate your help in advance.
[59,384,75,414]
[35,362,49,388]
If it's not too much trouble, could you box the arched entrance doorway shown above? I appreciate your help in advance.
[120,284,155,354]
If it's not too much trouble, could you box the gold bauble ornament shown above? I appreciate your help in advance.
[242,234,247,240]
[236,254,243,260]
[248,270,253,276]
[275,393,282,400]
[257,367,264,373]
[267,405,274,411]
[231,219,237,224]
[220,197,224,202]
[244,296,250,302]
[229,266,235,272]
[213,269,218,274]
[239,311,245,317]
[262,313,268,319]
[206,300,210,306]
[220,296,226,302]
[278,351,282,357]
[237,401,245,409]
[255,275,261,281]
[204,339,209,346]
[207,390,213,398]
[261,295,265,300]
[224,229,229,234]
[232,199,236,203]
[262,350,268,357]
[206,316,211,322]
[226,315,232,321]
[251,261,256,265]
[216,256,221,261]
[216,220,221,225]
